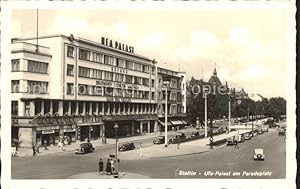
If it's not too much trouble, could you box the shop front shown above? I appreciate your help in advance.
[63,127,76,143]
[39,129,58,146]
[76,123,103,142]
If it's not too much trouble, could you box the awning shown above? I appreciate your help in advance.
[158,120,172,127]
[181,120,187,125]
[77,122,104,126]
[170,120,183,126]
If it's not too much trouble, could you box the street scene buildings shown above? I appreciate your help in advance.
[8,7,289,181]
[11,35,189,147]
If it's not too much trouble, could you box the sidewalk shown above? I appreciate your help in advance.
[13,127,196,157]
[113,131,241,160]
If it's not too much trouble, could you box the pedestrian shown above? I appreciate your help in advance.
[106,158,112,175]
[32,145,36,156]
[35,144,40,154]
[177,142,180,149]
[110,158,115,173]
[234,137,239,149]
[98,158,104,175]
[58,141,64,151]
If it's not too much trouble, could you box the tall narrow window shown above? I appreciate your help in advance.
[67,46,74,58]
[67,64,74,76]
[11,59,20,72]
[11,101,18,116]
[11,80,20,93]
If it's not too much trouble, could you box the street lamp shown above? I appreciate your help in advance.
[204,92,208,138]
[228,92,232,132]
[113,123,119,178]
[162,81,169,147]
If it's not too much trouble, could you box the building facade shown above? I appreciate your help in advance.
[11,34,159,147]
[156,67,187,131]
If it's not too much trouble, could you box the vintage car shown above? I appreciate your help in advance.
[191,131,200,137]
[262,125,269,132]
[168,132,186,143]
[278,126,286,136]
[253,148,265,160]
[153,136,165,144]
[257,128,264,134]
[243,132,252,140]
[118,142,135,151]
[75,142,95,154]
[226,136,235,145]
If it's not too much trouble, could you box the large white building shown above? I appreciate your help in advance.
[11,34,186,147]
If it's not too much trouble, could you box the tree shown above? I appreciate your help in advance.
[265,97,286,120]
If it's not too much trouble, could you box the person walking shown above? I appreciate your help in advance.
[106,158,112,175]
[110,158,115,174]
[234,137,239,149]
[32,145,36,156]
[98,158,104,175]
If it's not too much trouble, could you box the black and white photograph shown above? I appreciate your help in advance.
[0,1,296,189]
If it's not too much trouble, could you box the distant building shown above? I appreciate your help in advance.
[186,67,248,123]
[156,67,187,131]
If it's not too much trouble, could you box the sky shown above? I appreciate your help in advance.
[11,7,288,99]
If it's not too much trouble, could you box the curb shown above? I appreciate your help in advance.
[148,150,210,160]
[14,134,161,157]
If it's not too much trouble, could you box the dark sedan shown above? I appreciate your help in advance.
[153,136,165,144]
[169,132,186,143]
[75,142,95,154]
[119,142,135,151]
[191,131,200,137]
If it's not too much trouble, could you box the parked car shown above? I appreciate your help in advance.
[75,142,94,154]
[278,126,286,136]
[226,136,235,145]
[262,125,269,132]
[169,132,186,143]
[119,142,135,151]
[191,131,200,137]
[235,134,245,143]
[257,129,263,134]
[215,127,225,134]
[244,132,252,140]
[253,148,265,160]
[153,136,165,144]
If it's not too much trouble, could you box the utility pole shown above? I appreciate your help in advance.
[204,92,208,137]
[163,81,169,147]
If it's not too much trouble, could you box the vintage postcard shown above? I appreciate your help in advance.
[0,1,296,189]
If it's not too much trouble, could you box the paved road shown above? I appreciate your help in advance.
[121,129,285,179]
[11,129,196,179]
[12,129,284,179]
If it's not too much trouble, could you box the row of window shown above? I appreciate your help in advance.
[67,46,154,74]
[75,66,150,86]
[12,80,49,94]
[11,59,49,74]
[11,100,158,116]
[158,91,182,101]
[67,83,154,99]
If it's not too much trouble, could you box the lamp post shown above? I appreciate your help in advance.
[228,92,231,132]
[204,92,208,138]
[163,81,169,147]
[113,123,119,177]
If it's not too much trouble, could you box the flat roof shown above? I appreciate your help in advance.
[15,34,153,62]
